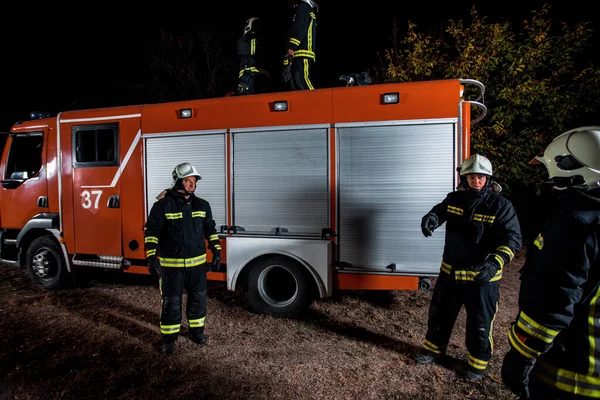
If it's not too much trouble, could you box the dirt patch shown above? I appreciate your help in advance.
[0,250,526,400]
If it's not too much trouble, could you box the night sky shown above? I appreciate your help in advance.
[2,1,597,132]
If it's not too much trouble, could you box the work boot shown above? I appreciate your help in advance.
[162,342,175,355]
[191,333,207,345]
[190,328,207,345]
[414,350,440,364]
[466,370,485,381]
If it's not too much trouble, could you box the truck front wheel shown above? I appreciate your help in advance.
[246,255,313,318]
[26,236,70,290]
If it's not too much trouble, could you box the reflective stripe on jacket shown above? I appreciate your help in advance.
[286,2,317,61]
[429,188,522,282]
[510,193,600,396]
[144,189,221,268]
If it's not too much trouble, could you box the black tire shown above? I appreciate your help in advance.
[246,255,313,318]
[26,236,70,290]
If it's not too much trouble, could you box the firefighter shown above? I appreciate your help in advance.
[414,154,523,381]
[237,17,271,95]
[282,0,318,90]
[501,127,600,399]
[144,162,222,355]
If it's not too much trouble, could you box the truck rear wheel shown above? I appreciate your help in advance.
[246,255,313,318]
[26,236,70,290]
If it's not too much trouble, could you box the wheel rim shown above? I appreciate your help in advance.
[257,264,299,308]
[32,247,57,281]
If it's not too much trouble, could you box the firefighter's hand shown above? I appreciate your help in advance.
[501,348,535,399]
[421,213,438,237]
[282,65,292,83]
[473,258,500,285]
[148,258,165,278]
[209,250,221,272]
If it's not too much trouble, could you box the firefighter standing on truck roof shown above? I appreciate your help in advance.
[237,17,271,95]
[501,127,600,399]
[144,162,222,355]
[282,0,318,90]
[414,154,523,381]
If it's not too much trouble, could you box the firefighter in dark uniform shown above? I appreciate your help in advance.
[501,127,600,399]
[144,162,222,355]
[282,0,318,90]
[237,17,271,95]
[414,154,523,381]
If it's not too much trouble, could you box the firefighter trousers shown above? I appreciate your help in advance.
[159,266,207,344]
[421,271,499,373]
[291,57,315,90]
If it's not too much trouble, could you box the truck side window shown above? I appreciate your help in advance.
[72,123,119,167]
[5,132,43,179]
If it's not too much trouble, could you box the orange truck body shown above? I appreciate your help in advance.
[0,78,486,316]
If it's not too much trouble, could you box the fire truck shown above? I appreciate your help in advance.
[0,78,486,317]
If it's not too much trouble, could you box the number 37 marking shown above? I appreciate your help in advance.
[81,190,103,209]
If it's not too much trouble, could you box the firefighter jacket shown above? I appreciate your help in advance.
[144,190,221,268]
[286,2,317,62]
[237,31,269,78]
[428,187,522,283]
[508,190,600,396]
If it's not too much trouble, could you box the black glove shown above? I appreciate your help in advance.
[421,213,438,237]
[501,348,536,399]
[209,250,221,272]
[472,258,500,285]
[282,54,292,83]
[148,257,165,278]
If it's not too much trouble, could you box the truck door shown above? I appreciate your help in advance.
[0,130,48,229]
[70,122,124,256]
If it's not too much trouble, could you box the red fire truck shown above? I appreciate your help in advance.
[0,78,486,316]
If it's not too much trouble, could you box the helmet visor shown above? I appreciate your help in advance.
[176,163,194,177]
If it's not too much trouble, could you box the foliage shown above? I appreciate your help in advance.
[131,29,237,102]
[382,4,600,193]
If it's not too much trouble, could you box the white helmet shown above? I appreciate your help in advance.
[301,0,319,8]
[459,154,493,176]
[530,126,600,189]
[171,162,201,188]
[244,17,260,35]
